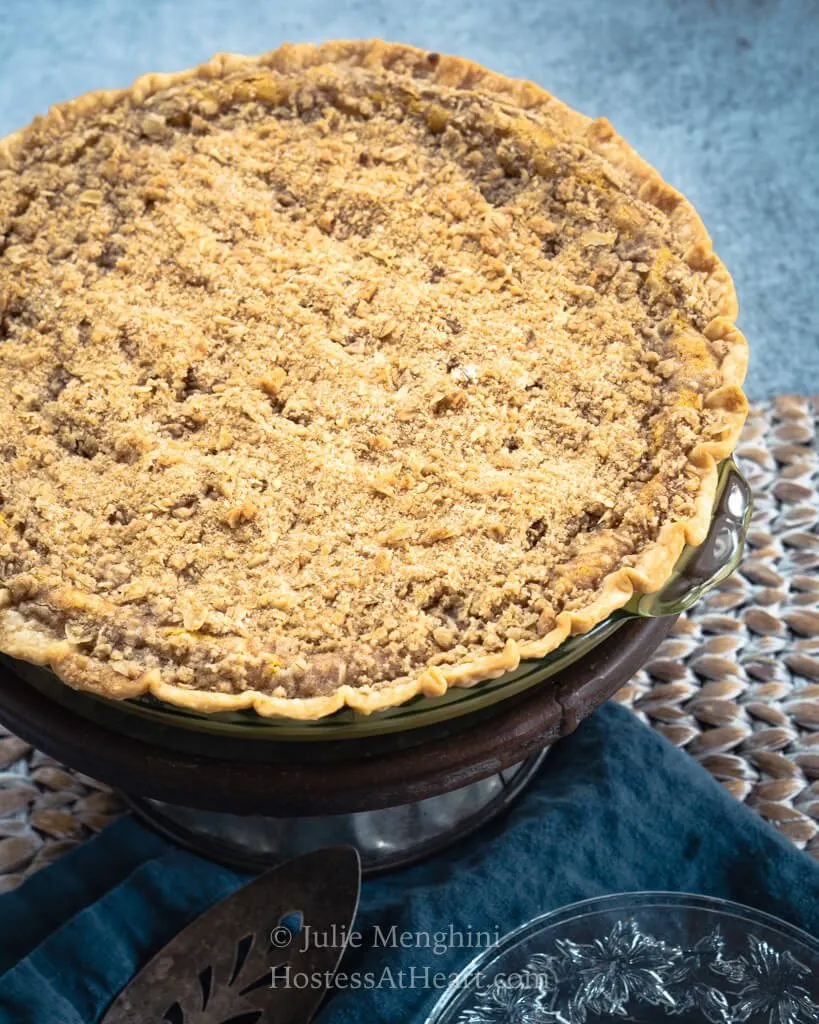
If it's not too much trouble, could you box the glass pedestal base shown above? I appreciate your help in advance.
[125,750,548,875]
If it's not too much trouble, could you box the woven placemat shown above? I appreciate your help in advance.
[614,395,819,852]
[0,397,817,893]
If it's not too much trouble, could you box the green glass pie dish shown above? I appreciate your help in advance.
[0,459,751,743]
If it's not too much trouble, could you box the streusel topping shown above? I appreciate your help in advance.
[0,48,738,701]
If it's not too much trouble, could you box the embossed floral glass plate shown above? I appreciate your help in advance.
[425,892,819,1024]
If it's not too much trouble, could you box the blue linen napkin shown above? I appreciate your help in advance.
[1,700,818,1024]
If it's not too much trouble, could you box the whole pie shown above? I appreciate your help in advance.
[0,40,748,718]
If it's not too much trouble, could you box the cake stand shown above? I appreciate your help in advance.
[0,616,673,875]
[0,460,751,874]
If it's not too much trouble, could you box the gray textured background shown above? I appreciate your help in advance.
[0,0,816,399]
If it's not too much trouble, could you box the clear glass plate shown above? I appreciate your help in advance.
[425,888,814,1024]
[426,892,819,1024]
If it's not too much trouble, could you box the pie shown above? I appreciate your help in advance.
[0,40,748,719]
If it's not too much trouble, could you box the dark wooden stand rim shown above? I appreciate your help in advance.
[0,616,674,816]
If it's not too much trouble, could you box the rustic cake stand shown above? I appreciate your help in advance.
[0,616,673,874]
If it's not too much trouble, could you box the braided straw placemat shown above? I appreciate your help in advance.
[614,396,819,852]
[0,398,817,893]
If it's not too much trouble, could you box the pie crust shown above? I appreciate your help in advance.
[0,40,748,718]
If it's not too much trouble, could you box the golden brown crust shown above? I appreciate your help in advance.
[0,39,748,718]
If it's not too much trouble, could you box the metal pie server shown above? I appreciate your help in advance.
[101,845,361,1024]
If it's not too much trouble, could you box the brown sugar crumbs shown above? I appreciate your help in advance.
[0,49,736,703]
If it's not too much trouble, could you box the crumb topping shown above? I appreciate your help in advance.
[0,51,735,700]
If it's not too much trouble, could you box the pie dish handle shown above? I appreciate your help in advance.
[626,458,752,617]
